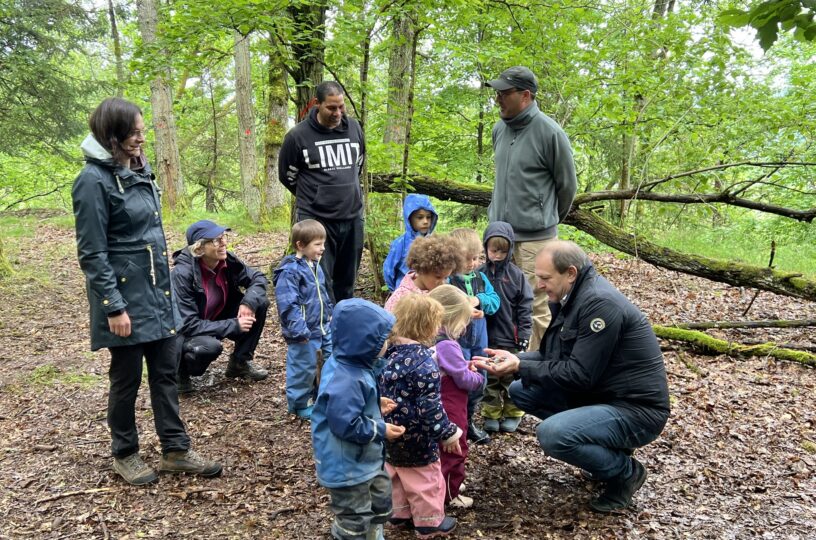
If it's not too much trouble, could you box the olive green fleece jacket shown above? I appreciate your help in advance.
[489,102,577,242]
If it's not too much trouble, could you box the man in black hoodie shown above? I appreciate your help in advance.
[279,81,365,303]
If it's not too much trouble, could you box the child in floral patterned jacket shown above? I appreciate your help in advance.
[379,293,462,538]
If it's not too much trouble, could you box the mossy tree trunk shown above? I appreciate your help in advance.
[369,173,816,302]
[654,325,816,367]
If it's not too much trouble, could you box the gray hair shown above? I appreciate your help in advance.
[188,240,206,258]
[541,240,590,273]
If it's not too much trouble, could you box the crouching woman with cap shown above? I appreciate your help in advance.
[172,220,270,392]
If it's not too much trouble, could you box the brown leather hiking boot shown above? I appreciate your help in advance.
[159,449,222,477]
[113,453,158,486]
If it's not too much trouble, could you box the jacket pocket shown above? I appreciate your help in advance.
[311,183,361,215]
[513,192,547,232]
[558,326,577,357]
[110,254,152,316]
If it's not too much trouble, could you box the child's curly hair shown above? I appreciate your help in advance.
[448,228,482,259]
[391,293,444,346]
[406,234,465,275]
[428,284,472,340]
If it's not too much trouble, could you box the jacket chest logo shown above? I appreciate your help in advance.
[590,318,606,332]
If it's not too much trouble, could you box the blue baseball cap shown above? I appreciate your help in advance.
[186,220,231,244]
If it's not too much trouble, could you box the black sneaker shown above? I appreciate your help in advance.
[467,421,491,445]
[589,458,647,513]
[415,516,456,539]
[225,357,268,381]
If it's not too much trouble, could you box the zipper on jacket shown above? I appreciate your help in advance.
[311,259,326,335]
[114,174,124,194]
[145,245,157,286]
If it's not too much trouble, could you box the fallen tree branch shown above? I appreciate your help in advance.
[369,174,816,301]
[671,319,816,330]
[653,325,816,367]
[572,190,816,222]
[565,209,816,302]
[35,487,113,504]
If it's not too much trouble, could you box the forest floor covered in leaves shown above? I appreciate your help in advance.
[0,220,814,539]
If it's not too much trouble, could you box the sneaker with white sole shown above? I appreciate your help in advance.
[113,453,158,486]
[448,494,473,508]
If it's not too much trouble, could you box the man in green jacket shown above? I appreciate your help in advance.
[486,66,578,352]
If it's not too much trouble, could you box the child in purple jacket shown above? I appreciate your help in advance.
[429,285,485,509]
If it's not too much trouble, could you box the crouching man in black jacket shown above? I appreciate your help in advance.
[474,240,669,513]
[172,220,269,392]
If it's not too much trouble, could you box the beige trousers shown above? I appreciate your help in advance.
[513,238,554,352]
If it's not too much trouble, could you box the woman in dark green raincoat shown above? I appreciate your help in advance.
[72,97,221,485]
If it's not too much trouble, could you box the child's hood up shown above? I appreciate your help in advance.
[403,194,438,235]
[483,221,516,264]
[331,298,395,368]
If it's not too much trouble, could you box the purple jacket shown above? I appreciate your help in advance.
[433,339,484,392]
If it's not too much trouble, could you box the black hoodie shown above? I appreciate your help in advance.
[278,107,365,220]
[479,221,533,349]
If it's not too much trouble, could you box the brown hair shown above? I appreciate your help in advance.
[448,228,482,259]
[391,294,444,346]
[428,285,472,340]
[406,234,465,275]
[89,97,142,164]
[291,219,326,250]
[486,235,511,253]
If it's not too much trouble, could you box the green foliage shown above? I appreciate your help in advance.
[719,1,816,50]
[1,0,814,287]
[650,218,816,279]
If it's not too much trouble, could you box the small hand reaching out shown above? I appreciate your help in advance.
[380,397,397,416]
[385,423,405,441]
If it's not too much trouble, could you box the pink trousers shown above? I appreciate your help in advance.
[386,460,446,528]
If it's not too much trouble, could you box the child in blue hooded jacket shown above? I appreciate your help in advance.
[383,194,438,291]
[312,299,405,540]
[273,219,334,419]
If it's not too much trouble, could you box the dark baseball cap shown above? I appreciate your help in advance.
[486,66,538,94]
[186,219,231,244]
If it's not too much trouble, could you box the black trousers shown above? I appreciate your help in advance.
[180,304,268,376]
[298,211,364,304]
[107,336,190,458]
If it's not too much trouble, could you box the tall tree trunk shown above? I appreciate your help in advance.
[384,12,415,172]
[287,1,327,120]
[263,41,288,217]
[206,74,218,213]
[233,30,262,222]
[107,0,124,97]
[136,0,185,211]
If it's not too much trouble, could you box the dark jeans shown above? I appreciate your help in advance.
[328,469,391,540]
[509,379,664,481]
[180,304,267,376]
[108,336,190,458]
[298,211,363,304]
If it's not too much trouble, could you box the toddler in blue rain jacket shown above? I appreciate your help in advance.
[311,299,404,540]
[383,194,438,291]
